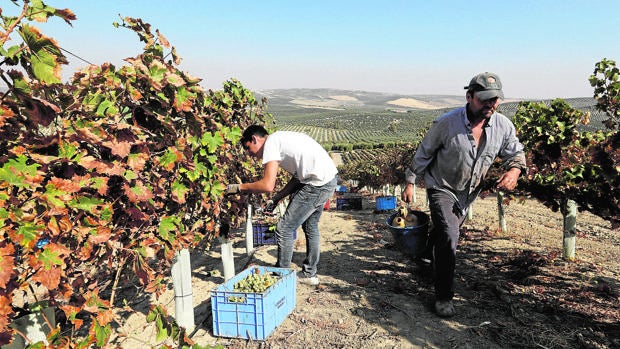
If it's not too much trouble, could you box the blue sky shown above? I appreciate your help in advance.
[21,0,620,99]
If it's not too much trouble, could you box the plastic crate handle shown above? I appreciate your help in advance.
[275,297,285,309]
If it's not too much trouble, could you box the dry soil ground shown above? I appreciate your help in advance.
[111,189,620,349]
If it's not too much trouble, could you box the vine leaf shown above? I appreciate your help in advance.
[14,222,43,247]
[0,243,15,288]
[18,24,66,83]
[0,295,13,335]
[32,266,61,290]
[102,139,132,158]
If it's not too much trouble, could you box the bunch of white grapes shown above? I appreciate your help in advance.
[228,271,279,302]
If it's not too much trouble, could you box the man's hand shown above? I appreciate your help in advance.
[401,183,415,203]
[224,184,241,196]
[263,200,277,214]
[496,168,521,191]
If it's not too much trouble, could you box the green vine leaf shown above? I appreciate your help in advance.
[18,24,65,83]
[38,246,64,270]
[68,196,104,214]
[201,131,224,153]
[0,156,40,188]
[16,222,44,247]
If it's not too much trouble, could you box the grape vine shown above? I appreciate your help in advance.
[0,2,272,347]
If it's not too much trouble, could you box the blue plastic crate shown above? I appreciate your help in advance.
[375,196,397,211]
[252,223,296,245]
[335,185,348,193]
[211,266,297,340]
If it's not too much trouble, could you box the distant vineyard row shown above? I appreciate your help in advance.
[276,124,416,148]
[273,108,441,150]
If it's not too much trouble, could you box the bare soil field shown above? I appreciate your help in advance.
[111,189,620,349]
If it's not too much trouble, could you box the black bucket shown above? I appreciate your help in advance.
[386,211,430,257]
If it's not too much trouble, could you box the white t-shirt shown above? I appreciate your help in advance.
[262,131,338,186]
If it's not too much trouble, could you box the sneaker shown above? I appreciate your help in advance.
[434,300,456,317]
[298,273,319,286]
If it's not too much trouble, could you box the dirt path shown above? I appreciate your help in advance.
[330,152,343,167]
[110,189,619,349]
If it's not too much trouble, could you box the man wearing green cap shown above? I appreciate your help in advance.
[402,72,526,317]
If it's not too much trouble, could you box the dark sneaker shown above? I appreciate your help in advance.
[435,300,455,317]
[298,273,319,286]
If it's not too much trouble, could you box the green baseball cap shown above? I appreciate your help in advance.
[464,72,504,101]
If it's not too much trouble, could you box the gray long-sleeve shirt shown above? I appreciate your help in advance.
[406,105,526,211]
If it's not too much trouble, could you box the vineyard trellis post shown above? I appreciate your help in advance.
[170,249,195,330]
[497,192,507,232]
[246,203,254,254]
[562,199,577,261]
[221,237,235,281]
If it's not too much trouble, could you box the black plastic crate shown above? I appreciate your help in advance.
[336,197,362,210]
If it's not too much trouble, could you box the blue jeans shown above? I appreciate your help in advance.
[427,189,468,301]
[275,176,337,277]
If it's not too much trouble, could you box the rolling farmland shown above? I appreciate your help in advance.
[272,108,442,147]
[263,90,608,165]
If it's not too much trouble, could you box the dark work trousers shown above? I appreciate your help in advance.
[427,189,468,301]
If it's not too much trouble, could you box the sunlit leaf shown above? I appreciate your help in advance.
[0,294,13,331]
[159,216,181,242]
[32,266,61,289]
[0,155,41,188]
[158,148,180,171]
[38,245,64,270]
[18,24,65,83]
[15,222,44,247]
[201,131,224,153]
[155,316,169,342]
[171,180,188,204]
[94,319,112,347]
[102,139,132,158]
[0,243,15,288]
[173,86,195,112]
[68,196,103,213]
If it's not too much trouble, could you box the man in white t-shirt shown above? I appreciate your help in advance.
[225,125,338,285]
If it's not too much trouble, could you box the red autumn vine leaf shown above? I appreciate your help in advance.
[0,104,16,127]
[60,305,83,330]
[127,153,149,171]
[49,176,82,193]
[0,294,13,333]
[123,181,154,203]
[32,266,62,290]
[82,289,108,314]
[96,308,115,327]
[102,139,132,158]
[0,244,15,288]
[87,227,112,245]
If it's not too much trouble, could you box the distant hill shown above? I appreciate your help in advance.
[255,88,465,113]
[256,88,607,133]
